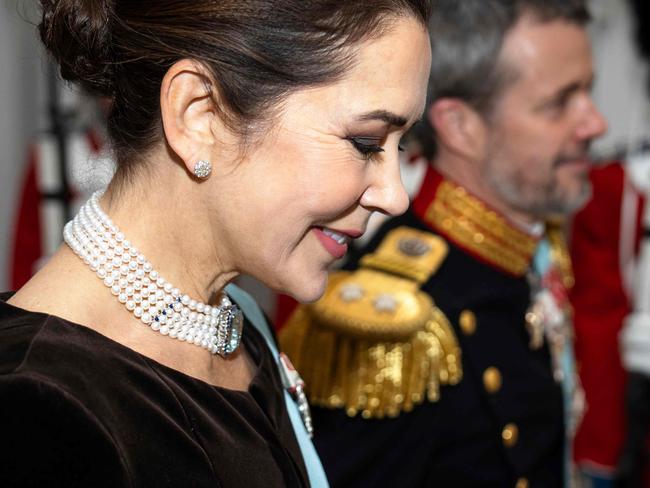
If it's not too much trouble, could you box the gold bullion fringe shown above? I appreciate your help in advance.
[280,306,462,419]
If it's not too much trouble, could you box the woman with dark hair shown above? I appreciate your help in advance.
[0,1,432,486]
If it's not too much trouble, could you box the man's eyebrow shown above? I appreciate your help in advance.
[542,75,595,105]
[357,110,409,127]
[558,82,581,98]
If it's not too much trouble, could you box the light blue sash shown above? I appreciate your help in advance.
[226,284,330,488]
[533,240,577,487]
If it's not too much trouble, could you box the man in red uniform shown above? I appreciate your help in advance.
[570,1,650,485]
[570,162,643,485]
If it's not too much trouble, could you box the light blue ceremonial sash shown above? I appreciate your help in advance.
[532,239,577,488]
[226,284,330,488]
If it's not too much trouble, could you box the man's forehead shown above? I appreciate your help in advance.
[498,14,592,92]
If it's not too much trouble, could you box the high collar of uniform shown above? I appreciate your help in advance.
[411,165,542,277]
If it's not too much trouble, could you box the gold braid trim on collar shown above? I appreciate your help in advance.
[424,180,539,277]
[279,227,462,419]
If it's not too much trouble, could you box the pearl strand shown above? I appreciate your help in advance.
[63,191,243,357]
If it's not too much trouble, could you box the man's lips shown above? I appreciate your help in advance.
[312,227,363,259]
[554,148,590,167]
[554,156,591,171]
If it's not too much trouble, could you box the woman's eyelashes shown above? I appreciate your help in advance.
[346,136,405,160]
[348,136,384,158]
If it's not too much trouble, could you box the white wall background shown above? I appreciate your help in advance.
[0,0,45,290]
[1,0,649,291]
[590,0,650,156]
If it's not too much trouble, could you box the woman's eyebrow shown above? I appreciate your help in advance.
[356,110,408,127]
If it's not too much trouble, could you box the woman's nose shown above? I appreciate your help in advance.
[359,161,410,217]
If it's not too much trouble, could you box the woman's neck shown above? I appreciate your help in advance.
[7,162,254,388]
[101,164,238,305]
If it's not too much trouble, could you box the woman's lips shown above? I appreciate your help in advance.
[313,227,351,259]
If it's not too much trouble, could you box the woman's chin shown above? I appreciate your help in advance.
[283,275,328,304]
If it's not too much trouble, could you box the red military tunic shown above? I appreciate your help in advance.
[570,161,644,475]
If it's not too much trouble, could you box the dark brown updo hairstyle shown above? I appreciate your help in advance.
[39,0,431,177]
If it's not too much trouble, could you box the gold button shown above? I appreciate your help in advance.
[483,367,502,394]
[459,310,476,336]
[515,477,529,488]
[502,423,519,448]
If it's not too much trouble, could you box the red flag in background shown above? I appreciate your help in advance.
[9,129,111,289]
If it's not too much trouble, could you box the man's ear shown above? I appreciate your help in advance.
[428,98,487,161]
[159,59,219,175]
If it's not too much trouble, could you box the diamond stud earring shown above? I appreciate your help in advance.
[193,160,212,179]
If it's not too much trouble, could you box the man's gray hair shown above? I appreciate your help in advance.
[411,0,590,159]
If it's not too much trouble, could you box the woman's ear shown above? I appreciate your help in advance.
[159,59,219,175]
[428,98,488,162]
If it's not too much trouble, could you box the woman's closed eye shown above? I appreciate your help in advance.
[346,136,406,160]
[347,136,385,159]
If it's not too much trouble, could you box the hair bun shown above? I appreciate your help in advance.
[39,0,115,95]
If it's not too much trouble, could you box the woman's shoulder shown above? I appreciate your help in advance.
[0,293,120,379]
[0,292,60,374]
[0,339,132,486]
[0,294,164,425]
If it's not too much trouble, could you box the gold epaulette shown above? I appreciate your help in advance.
[280,227,462,419]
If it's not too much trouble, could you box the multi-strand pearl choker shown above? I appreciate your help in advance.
[63,191,243,357]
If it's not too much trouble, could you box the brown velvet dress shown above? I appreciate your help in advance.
[0,293,308,487]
